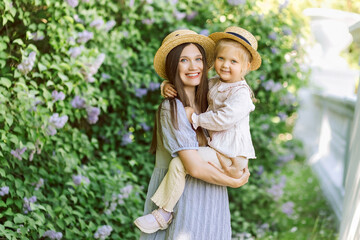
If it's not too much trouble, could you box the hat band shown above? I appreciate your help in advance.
[226,32,251,46]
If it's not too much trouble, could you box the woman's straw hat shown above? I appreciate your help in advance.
[209,26,261,70]
[154,29,215,80]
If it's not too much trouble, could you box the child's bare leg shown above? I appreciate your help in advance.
[197,147,248,178]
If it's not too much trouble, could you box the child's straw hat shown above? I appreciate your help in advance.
[209,26,261,70]
[154,29,215,80]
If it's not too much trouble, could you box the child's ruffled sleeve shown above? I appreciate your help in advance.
[159,99,199,157]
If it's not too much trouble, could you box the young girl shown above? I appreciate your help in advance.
[135,26,258,234]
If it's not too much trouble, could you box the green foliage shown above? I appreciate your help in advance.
[0,0,335,239]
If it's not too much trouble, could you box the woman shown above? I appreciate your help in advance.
[138,30,250,240]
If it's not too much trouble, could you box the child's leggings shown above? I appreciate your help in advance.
[150,146,248,212]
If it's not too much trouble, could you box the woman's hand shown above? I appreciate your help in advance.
[208,153,244,179]
[229,168,250,188]
[184,107,195,123]
[163,82,177,98]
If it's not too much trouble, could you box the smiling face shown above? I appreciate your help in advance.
[178,44,204,89]
[214,39,251,83]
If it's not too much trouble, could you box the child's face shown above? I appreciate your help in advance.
[214,45,250,83]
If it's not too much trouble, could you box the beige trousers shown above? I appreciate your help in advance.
[151,146,248,212]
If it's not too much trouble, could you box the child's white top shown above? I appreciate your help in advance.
[191,76,256,159]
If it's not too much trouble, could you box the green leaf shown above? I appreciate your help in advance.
[14,214,26,224]
[0,168,5,177]
[13,39,24,46]
[0,78,11,88]
[38,63,47,72]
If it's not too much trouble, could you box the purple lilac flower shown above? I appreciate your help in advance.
[260,124,269,130]
[278,153,295,163]
[121,184,133,198]
[71,96,86,108]
[148,82,160,91]
[282,27,292,36]
[200,29,209,36]
[90,19,104,30]
[140,122,150,131]
[31,32,45,41]
[259,75,266,81]
[129,0,134,7]
[11,147,27,160]
[77,30,93,43]
[86,106,100,124]
[280,92,296,106]
[94,225,113,239]
[17,51,36,75]
[23,196,37,214]
[101,73,110,79]
[271,47,279,54]
[186,11,198,21]
[49,113,68,129]
[267,176,286,201]
[256,165,264,176]
[47,113,68,136]
[279,0,290,11]
[121,133,133,146]
[135,88,148,98]
[281,201,295,216]
[68,46,84,58]
[72,175,82,185]
[142,19,154,25]
[66,0,78,8]
[0,186,9,196]
[43,230,63,240]
[292,43,299,51]
[105,20,116,31]
[35,178,44,190]
[227,0,246,6]
[268,32,277,40]
[52,90,65,102]
[73,14,84,23]
[278,112,287,121]
[263,79,282,92]
[173,10,186,20]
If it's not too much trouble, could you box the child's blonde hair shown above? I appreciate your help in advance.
[215,39,257,102]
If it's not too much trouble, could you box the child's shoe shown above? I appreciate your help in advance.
[134,209,173,234]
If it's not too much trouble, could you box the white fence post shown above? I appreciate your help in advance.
[339,20,360,240]
[294,8,360,222]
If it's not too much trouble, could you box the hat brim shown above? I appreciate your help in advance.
[209,32,261,71]
[154,35,215,80]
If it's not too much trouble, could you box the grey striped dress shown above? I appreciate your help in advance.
[139,99,232,240]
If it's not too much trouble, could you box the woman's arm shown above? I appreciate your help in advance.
[178,150,250,188]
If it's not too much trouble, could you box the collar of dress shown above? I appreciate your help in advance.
[215,76,248,92]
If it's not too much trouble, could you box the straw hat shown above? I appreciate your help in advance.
[154,29,215,80]
[209,26,261,71]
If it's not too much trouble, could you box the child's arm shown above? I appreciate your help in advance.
[192,87,252,131]
[160,80,177,98]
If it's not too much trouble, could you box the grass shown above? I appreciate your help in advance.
[260,160,339,240]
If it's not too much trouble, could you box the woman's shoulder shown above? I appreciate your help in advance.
[160,98,184,111]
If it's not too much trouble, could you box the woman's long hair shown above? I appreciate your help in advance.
[150,43,209,154]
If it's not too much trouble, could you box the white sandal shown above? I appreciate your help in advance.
[134,209,173,234]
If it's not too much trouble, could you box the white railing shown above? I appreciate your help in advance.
[339,20,360,240]
[294,8,360,224]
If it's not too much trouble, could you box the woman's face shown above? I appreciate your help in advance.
[177,44,204,88]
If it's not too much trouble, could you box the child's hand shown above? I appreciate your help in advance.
[184,107,195,123]
[163,82,177,98]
